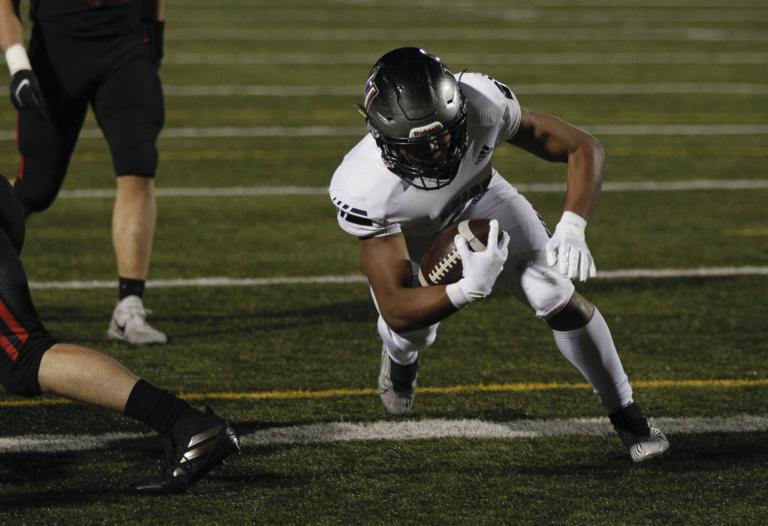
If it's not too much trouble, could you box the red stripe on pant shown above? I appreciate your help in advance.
[0,333,19,362]
[0,299,28,362]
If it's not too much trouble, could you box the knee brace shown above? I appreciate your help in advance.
[520,263,575,320]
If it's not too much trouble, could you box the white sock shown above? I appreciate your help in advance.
[386,346,419,366]
[552,308,633,411]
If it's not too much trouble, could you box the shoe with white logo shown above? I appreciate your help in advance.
[610,402,670,462]
[108,295,167,345]
[616,425,670,463]
[134,407,241,494]
[378,345,418,416]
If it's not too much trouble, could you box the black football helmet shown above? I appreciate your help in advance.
[359,48,468,190]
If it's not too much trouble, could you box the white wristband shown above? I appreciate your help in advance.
[445,281,471,309]
[5,44,31,76]
[559,210,587,235]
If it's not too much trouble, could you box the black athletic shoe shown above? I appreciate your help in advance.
[134,407,240,494]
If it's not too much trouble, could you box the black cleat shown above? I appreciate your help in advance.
[134,407,241,494]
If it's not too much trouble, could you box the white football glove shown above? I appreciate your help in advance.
[446,219,510,308]
[546,211,597,282]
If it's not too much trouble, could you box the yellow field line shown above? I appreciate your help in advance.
[2,378,767,408]
[722,227,768,237]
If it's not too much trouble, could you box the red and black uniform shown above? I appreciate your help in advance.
[0,175,57,397]
[14,0,164,213]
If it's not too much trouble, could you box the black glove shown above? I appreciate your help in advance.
[10,69,48,119]
[142,19,165,68]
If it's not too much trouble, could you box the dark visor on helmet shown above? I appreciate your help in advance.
[397,127,454,166]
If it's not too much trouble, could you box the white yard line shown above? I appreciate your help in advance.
[3,123,766,142]
[160,83,768,96]
[53,180,768,200]
[161,27,768,42]
[165,52,768,66]
[27,267,768,290]
[168,0,768,7]
[1,415,766,453]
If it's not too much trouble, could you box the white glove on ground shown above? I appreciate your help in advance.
[546,211,597,282]
[446,219,510,308]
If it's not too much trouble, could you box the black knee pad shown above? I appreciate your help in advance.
[113,140,159,178]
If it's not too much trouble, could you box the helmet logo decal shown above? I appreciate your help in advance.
[409,122,444,138]
[363,65,381,111]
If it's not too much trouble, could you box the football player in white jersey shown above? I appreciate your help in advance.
[329,47,669,462]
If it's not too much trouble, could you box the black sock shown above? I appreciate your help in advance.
[119,277,146,300]
[124,379,198,438]
[609,402,651,437]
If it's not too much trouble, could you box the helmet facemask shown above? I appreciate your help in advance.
[374,103,469,190]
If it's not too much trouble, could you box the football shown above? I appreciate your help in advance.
[418,219,499,286]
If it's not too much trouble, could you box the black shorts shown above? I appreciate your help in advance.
[15,26,164,194]
[0,176,57,397]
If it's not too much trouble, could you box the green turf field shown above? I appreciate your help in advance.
[1,0,768,524]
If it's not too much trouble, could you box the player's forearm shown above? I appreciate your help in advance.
[376,286,457,333]
[562,137,605,220]
[0,0,24,51]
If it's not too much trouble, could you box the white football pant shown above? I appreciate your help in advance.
[372,172,633,410]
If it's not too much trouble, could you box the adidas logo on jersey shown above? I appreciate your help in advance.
[474,145,492,165]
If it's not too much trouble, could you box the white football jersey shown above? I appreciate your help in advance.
[329,72,522,241]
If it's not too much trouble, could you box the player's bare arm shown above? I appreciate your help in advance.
[0,0,23,51]
[360,233,457,333]
[508,107,605,220]
[360,219,510,333]
[509,108,604,281]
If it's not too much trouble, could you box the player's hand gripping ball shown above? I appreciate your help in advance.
[418,219,503,286]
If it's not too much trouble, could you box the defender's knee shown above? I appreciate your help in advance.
[13,172,65,213]
[113,142,159,178]
[1,343,49,398]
